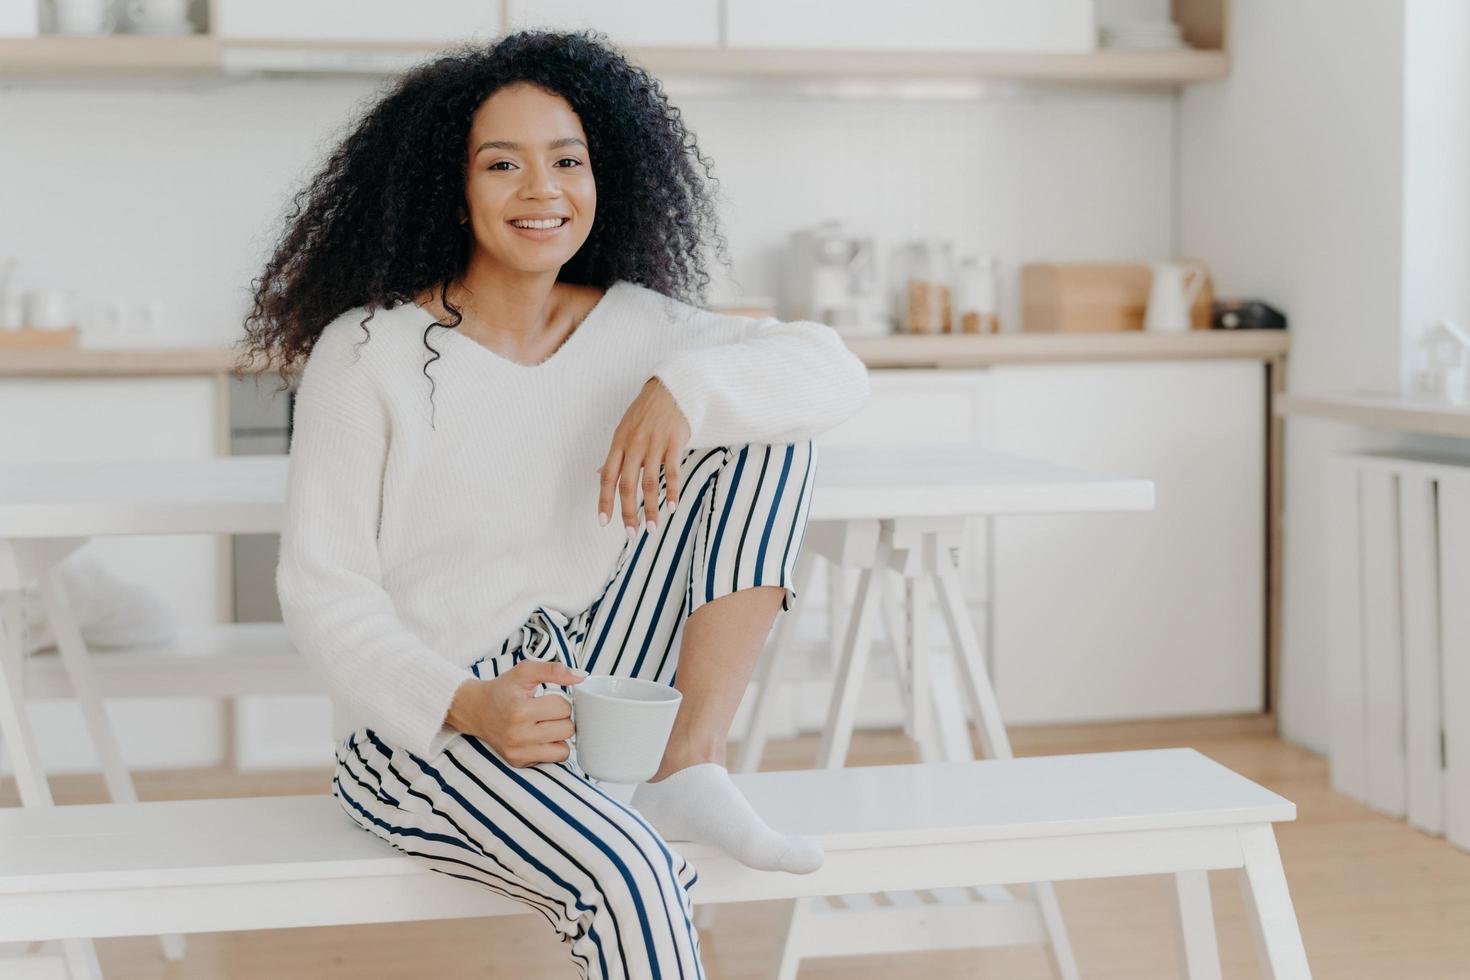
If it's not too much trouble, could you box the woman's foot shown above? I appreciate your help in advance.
[630,762,824,874]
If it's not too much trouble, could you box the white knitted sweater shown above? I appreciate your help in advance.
[276,280,871,758]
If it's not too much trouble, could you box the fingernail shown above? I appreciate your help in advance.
[626,523,637,540]
[598,512,609,527]
[644,519,656,535]
[570,667,588,677]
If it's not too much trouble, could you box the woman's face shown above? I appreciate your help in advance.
[462,82,596,274]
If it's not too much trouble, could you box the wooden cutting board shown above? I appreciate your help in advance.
[1021,261,1214,332]
[0,327,80,349]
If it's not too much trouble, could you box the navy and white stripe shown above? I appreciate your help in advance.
[331,440,817,980]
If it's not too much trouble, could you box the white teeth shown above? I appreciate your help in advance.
[510,218,566,229]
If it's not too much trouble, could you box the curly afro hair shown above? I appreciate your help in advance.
[235,28,728,396]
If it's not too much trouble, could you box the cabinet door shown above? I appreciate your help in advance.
[817,368,988,447]
[726,0,1095,52]
[217,0,501,42]
[989,360,1265,723]
[506,0,720,48]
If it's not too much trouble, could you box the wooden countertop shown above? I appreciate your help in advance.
[0,330,1289,378]
[1279,391,1470,439]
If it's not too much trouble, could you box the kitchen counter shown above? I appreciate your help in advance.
[1279,391,1470,439]
[0,329,1289,378]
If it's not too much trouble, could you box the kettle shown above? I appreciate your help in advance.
[788,221,886,337]
[1144,261,1206,333]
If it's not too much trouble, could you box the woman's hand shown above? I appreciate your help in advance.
[448,661,586,767]
[597,377,692,535]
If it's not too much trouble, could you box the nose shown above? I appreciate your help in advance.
[520,159,562,199]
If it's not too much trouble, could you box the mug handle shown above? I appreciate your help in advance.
[1182,265,1206,307]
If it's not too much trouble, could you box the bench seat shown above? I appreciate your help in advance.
[0,748,1309,976]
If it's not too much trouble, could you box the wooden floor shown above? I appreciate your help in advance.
[6,715,1470,979]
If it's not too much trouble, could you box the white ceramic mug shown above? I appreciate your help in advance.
[558,675,682,784]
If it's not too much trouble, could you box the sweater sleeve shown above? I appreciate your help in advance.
[275,325,472,759]
[651,310,871,449]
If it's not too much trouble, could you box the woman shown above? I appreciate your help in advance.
[240,29,870,979]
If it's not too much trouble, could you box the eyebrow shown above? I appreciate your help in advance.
[474,137,587,155]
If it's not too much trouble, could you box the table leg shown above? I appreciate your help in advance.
[816,561,883,770]
[876,570,911,738]
[0,588,52,807]
[1,563,109,978]
[38,567,141,805]
[926,650,975,763]
[1172,870,1223,980]
[1237,824,1312,979]
[932,561,1011,760]
[34,554,190,964]
[907,575,947,763]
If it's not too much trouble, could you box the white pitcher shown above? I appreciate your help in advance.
[1144,261,1205,333]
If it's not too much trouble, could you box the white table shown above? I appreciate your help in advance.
[0,446,1153,978]
[735,444,1154,978]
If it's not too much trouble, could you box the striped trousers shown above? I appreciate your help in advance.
[331,441,818,980]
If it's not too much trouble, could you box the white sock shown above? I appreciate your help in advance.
[630,762,824,874]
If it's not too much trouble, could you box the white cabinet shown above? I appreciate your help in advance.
[217,1,501,42]
[506,0,720,48]
[818,368,989,446]
[793,360,1266,732]
[725,0,1095,52]
[988,361,1265,723]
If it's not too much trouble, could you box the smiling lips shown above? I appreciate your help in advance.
[506,216,570,239]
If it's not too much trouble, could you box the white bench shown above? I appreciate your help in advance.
[0,748,1311,979]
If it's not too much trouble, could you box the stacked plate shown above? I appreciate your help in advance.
[1099,20,1188,50]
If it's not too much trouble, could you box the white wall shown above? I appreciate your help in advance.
[1180,0,1470,754]
[1400,0,1470,382]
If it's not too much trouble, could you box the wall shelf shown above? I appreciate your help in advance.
[0,35,1228,87]
[0,35,222,71]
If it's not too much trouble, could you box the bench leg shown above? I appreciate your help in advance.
[774,896,815,980]
[1237,825,1311,979]
[1172,870,1222,980]
[61,937,103,980]
[1029,881,1081,980]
